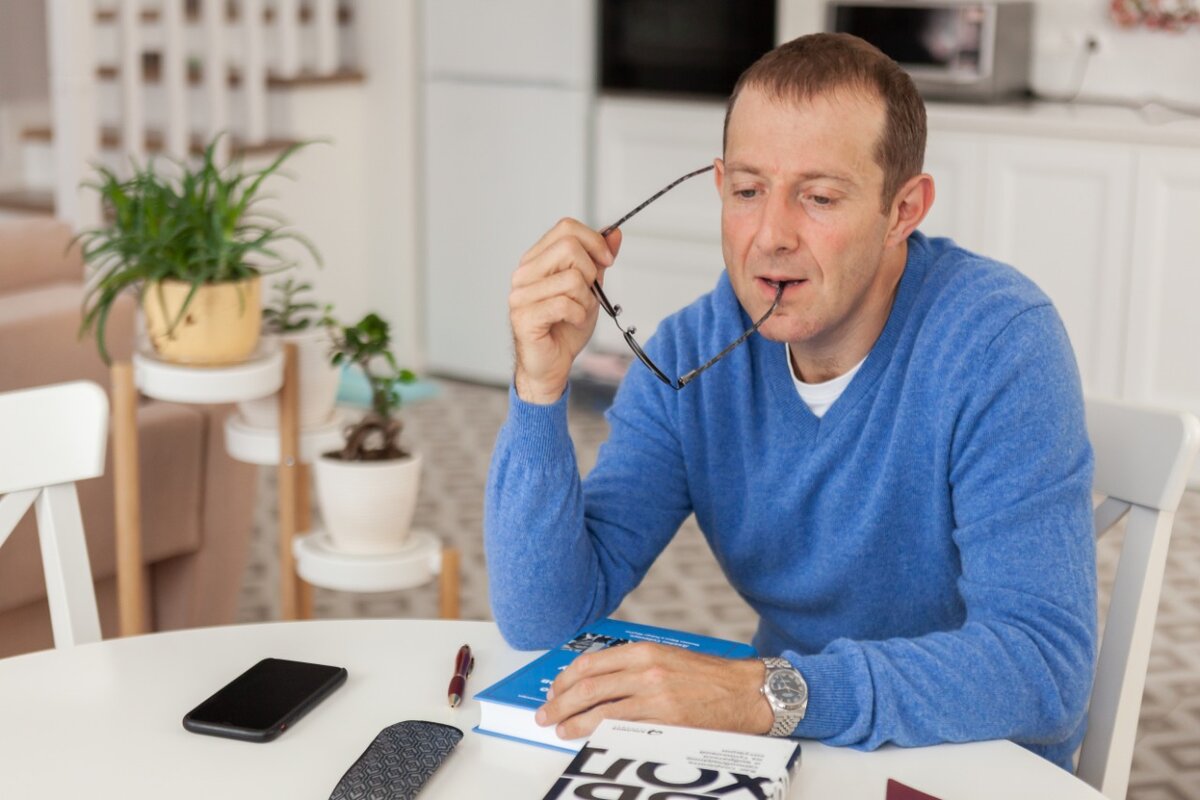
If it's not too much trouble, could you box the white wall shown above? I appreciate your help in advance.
[356,0,423,372]
[245,2,424,374]
[779,0,1200,108]
[243,2,424,374]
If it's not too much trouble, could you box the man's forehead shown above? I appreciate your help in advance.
[730,83,884,134]
[725,84,885,177]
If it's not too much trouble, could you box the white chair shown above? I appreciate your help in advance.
[0,381,109,649]
[1077,397,1200,799]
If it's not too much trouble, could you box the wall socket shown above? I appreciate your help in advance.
[1067,30,1107,54]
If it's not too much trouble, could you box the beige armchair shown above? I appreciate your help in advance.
[0,218,258,657]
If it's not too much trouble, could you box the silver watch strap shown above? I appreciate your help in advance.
[761,657,806,737]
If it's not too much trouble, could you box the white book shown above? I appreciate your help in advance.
[541,719,802,800]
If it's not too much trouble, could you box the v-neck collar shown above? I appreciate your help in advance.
[753,232,931,435]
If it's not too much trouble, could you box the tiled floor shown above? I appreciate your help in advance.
[237,378,1200,799]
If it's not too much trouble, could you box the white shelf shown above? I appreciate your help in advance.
[224,409,348,466]
[133,339,284,404]
[293,528,442,593]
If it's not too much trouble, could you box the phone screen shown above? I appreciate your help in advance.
[183,658,347,742]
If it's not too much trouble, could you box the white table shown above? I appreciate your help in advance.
[0,620,1105,799]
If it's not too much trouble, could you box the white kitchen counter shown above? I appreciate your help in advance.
[926,98,1200,147]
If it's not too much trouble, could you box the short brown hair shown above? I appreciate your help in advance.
[723,33,926,211]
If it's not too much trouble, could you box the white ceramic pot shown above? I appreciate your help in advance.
[313,451,422,554]
[237,328,340,428]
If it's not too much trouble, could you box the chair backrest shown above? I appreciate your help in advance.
[1077,398,1200,799]
[0,381,109,649]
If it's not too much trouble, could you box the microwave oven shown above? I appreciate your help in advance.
[827,1,1034,102]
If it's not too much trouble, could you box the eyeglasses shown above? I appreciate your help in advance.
[591,165,784,390]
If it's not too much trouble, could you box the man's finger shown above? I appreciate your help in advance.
[512,294,591,337]
[553,697,652,741]
[521,218,615,271]
[512,236,601,290]
[509,268,595,316]
[559,642,663,683]
[536,667,647,729]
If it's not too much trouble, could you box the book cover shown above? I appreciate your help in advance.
[542,719,801,800]
[473,618,757,752]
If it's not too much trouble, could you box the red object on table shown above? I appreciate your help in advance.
[447,644,474,708]
[887,778,943,800]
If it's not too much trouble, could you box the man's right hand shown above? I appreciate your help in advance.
[509,218,623,404]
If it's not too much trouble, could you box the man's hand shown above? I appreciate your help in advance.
[509,219,622,405]
[534,642,774,740]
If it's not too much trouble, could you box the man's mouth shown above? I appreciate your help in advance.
[759,277,807,295]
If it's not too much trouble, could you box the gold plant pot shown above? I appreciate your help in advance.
[143,276,263,365]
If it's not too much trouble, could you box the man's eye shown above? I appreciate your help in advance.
[735,189,758,199]
[809,195,834,207]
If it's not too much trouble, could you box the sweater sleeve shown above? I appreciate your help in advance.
[788,304,1098,758]
[485,368,694,650]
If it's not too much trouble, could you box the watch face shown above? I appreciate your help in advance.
[768,670,808,708]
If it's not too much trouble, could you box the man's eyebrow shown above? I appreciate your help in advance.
[725,163,857,185]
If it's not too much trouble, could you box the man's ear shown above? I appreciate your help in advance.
[713,157,725,196]
[885,173,935,248]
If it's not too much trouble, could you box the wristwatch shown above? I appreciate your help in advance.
[759,657,808,737]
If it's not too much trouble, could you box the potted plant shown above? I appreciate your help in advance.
[313,312,420,554]
[237,278,341,428]
[76,137,319,365]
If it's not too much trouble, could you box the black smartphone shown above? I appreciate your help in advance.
[182,657,348,743]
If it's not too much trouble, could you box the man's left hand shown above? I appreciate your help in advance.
[533,642,774,739]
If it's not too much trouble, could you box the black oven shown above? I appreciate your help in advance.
[600,0,777,98]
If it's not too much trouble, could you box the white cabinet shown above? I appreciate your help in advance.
[980,137,1135,396]
[421,0,594,87]
[420,0,593,384]
[921,130,986,252]
[1124,147,1200,410]
[924,131,1137,396]
[423,82,589,384]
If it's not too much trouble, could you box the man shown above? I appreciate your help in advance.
[486,33,1096,769]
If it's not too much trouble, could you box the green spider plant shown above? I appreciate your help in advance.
[75,136,321,363]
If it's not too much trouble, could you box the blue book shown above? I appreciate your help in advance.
[473,618,757,752]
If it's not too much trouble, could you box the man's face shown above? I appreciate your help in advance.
[717,84,900,349]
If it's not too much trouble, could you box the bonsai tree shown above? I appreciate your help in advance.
[326,312,416,461]
[262,277,332,334]
[75,136,320,363]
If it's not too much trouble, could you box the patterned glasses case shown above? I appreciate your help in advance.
[328,720,464,799]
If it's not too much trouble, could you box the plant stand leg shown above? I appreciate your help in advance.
[439,546,460,620]
[111,361,147,636]
[297,462,315,620]
[278,343,301,620]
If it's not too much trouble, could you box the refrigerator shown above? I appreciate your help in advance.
[421,0,595,385]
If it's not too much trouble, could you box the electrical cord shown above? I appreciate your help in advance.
[1026,35,1200,122]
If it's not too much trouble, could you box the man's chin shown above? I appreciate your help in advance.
[751,311,822,346]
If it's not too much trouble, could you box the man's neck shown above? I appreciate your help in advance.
[789,241,907,384]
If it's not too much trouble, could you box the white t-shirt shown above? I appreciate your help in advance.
[787,344,867,418]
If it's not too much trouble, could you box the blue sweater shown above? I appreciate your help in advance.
[485,232,1096,769]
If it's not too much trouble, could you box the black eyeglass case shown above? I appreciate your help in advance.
[328,720,463,799]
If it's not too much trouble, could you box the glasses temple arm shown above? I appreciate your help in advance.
[676,282,784,388]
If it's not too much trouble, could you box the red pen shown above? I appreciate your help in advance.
[448,644,474,708]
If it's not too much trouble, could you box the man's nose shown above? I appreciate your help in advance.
[754,191,799,256]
